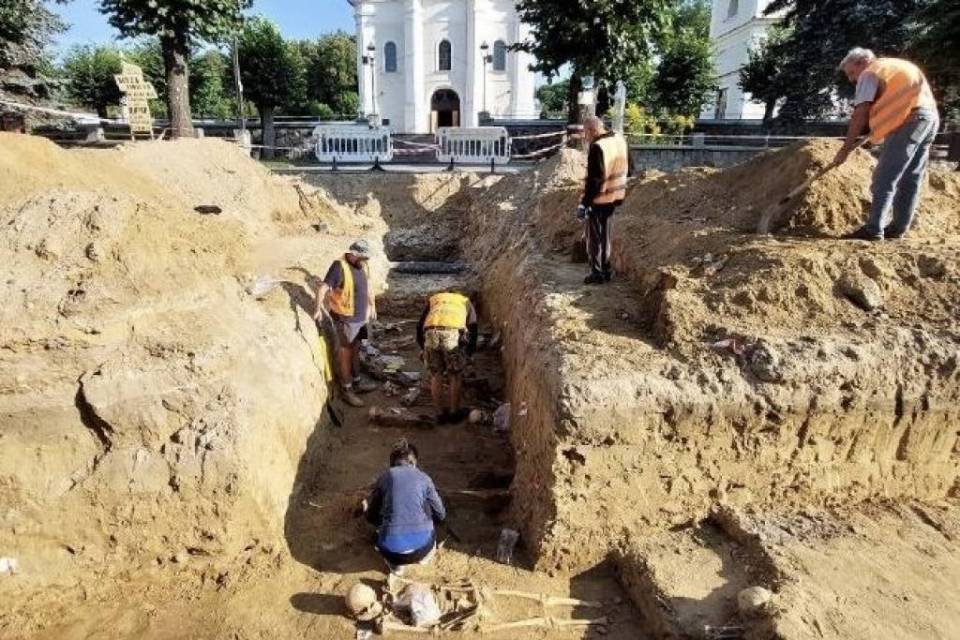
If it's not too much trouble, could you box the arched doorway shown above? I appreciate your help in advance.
[430,89,460,131]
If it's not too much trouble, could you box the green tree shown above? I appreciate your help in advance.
[514,0,672,121]
[650,0,715,119]
[911,0,960,122]
[238,17,299,158]
[337,91,360,118]
[738,26,791,123]
[0,0,65,71]
[536,79,569,118]
[190,49,231,120]
[309,101,335,119]
[98,0,251,137]
[61,45,123,118]
[307,32,358,116]
[284,39,310,114]
[759,0,926,122]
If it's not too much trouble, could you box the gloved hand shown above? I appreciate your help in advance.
[575,204,589,222]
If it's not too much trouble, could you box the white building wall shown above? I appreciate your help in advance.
[351,0,538,133]
[701,0,779,120]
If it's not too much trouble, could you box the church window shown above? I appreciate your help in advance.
[384,41,398,73]
[727,0,739,18]
[493,40,507,72]
[438,39,452,71]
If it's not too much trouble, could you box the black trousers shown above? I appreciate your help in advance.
[586,204,616,277]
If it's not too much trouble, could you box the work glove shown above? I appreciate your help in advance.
[575,204,589,222]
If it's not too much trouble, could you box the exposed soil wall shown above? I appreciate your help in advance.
[0,135,367,634]
[470,142,960,573]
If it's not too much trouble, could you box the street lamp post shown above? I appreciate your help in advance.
[366,42,378,125]
[479,41,492,118]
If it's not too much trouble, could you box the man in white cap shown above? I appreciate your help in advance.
[835,47,939,240]
[314,239,378,407]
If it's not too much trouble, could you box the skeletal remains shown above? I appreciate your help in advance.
[369,575,610,636]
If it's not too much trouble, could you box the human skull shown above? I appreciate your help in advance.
[346,583,383,621]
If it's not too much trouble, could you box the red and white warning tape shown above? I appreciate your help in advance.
[511,140,567,159]
[510,129,567,141]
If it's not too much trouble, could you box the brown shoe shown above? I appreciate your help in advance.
[341,387,365,408]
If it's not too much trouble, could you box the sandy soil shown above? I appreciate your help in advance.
[3,134,959,640]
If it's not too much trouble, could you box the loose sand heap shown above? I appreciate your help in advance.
[0,134,382,638]
[465,139,960,638]
[1,134,958,640]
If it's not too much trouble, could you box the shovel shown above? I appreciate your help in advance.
[756,138,866,234]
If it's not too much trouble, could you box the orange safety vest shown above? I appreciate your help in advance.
[592,133,629,206]
[424,292,470,330]
[865,58,937,144]
[328,257,369,317]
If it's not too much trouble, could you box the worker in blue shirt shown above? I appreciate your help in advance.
[364,440,446,576]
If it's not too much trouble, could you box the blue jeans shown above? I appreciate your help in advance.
[866,108,939,236]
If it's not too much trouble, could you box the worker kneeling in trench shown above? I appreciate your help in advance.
[416,291,479,425]
[362,440,447,576]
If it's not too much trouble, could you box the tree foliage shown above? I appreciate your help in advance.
[910,0,960,121]
[98,0,252,136]
[61,45,123,118]
[738,26,790,122]
[745,0,959,123]
[536,79,569,118]
[238,17,300,157]
[190,49,231,120]
[514,0,672,88]
[0,0,65,70]
[306,32,358,116]
[650,0,715,119]
[238,17,299,112]
[517,0,713,122]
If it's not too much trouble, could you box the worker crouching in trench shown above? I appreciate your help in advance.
[416,291,479,425]
[363,440,447,577]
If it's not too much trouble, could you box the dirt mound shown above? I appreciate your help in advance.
[469,137,960,592]
[0,134,365,638]
[618,139,960,238]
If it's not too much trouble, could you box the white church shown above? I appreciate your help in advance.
[702,0,780,120]
[348,0,538,133]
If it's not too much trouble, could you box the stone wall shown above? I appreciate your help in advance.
[630,144,766,172]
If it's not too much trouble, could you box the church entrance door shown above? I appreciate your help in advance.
[430,89,460,131]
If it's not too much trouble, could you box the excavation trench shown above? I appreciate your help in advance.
[5,139,959,640]
[279,198,650,638]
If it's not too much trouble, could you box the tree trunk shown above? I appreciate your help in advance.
[566,74,582,124]
[161,33,194,139]
[596,84,610,118]
[763,97,777,124]
[260,105,276,160]
[97,105,109,119]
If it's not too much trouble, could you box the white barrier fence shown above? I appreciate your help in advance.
[436,127,511,166]
[311,124,568,166]
[313,125,393,163]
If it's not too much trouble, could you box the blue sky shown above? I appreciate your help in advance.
[52,0,355,54]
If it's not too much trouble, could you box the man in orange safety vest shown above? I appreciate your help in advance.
[834,48,939,241]
[576,115,631,284]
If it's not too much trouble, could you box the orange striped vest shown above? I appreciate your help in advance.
[592,133,629,206]
[866,58,937,144]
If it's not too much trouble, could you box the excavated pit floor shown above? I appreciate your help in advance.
[281,264,650,638]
